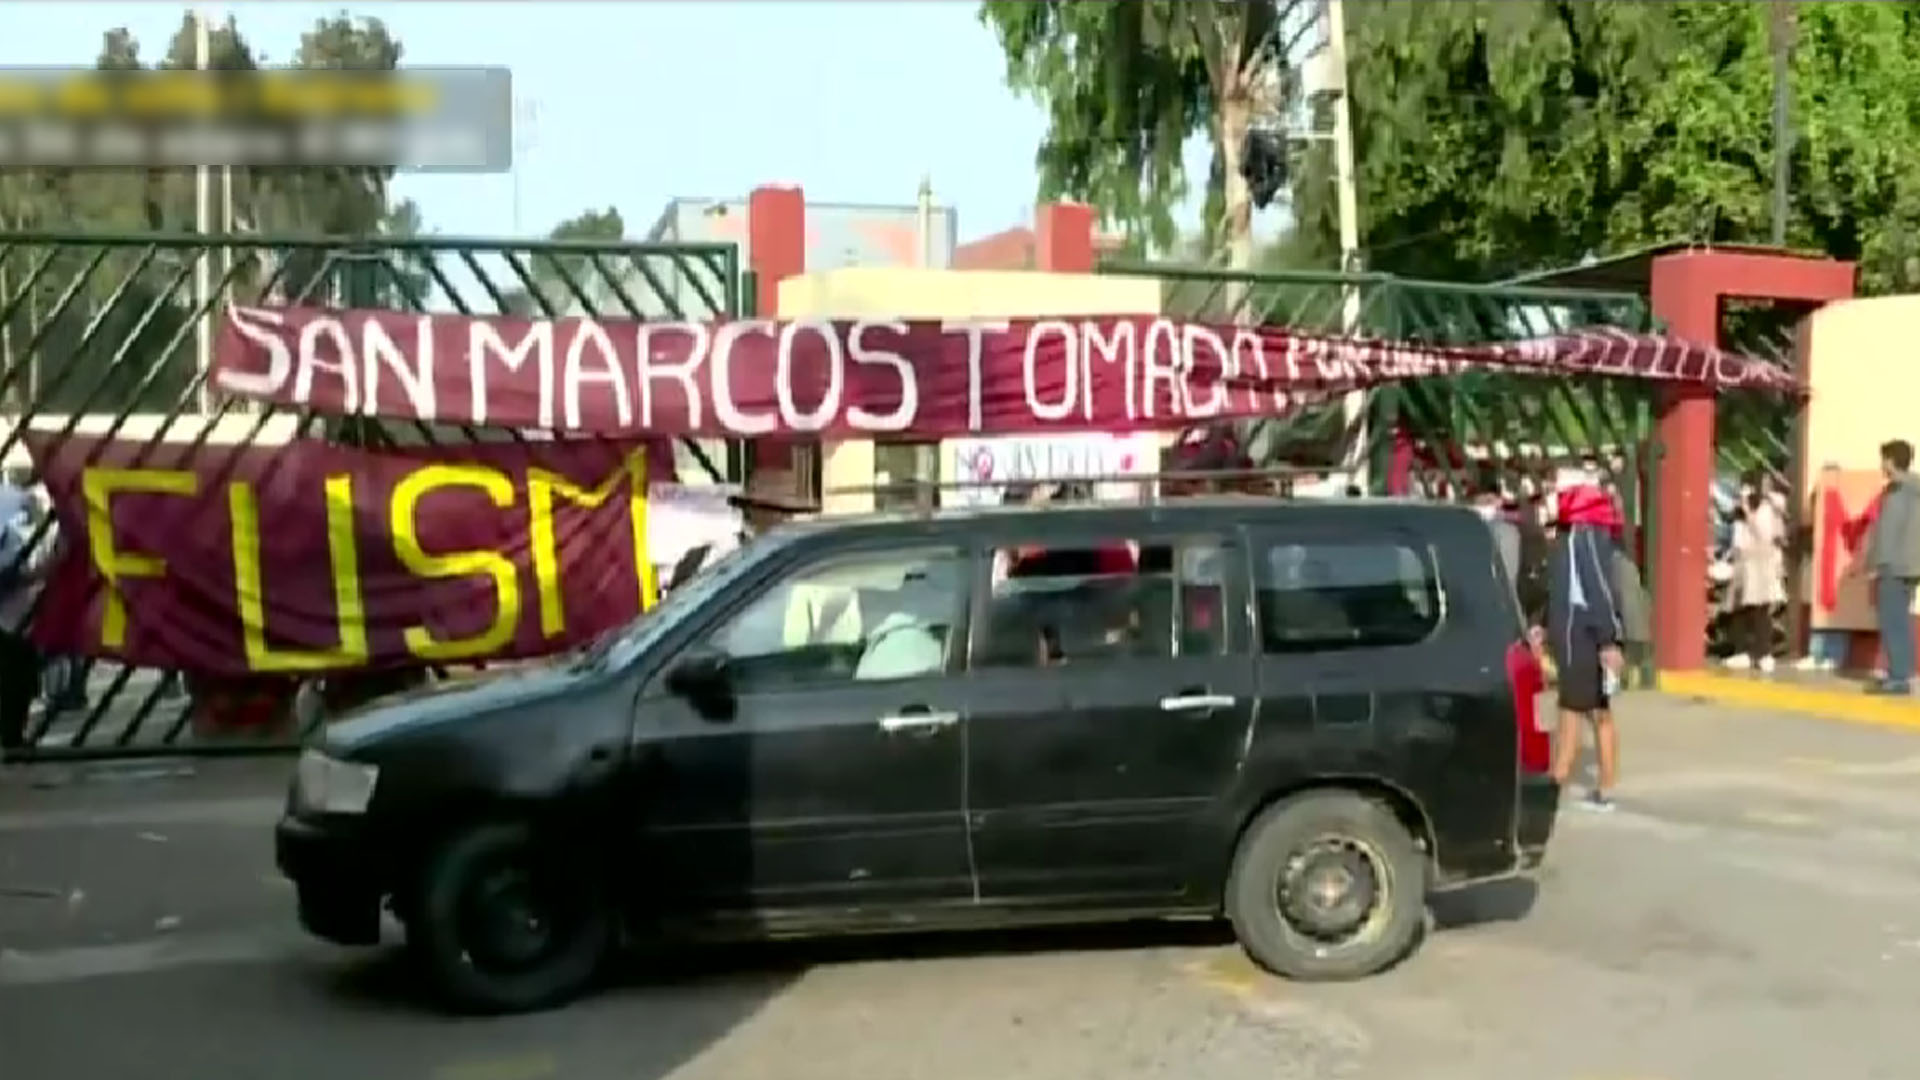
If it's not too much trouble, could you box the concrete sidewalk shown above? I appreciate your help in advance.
[1660,668,1920,732]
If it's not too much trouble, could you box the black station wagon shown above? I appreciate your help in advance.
[276,498,1560,1013]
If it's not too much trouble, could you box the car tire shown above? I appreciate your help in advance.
[409,822,612,1014]
[1225,789,1426,982]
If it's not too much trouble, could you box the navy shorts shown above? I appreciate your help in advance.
[1554,625,1610,712]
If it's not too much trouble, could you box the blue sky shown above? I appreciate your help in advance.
[5,1,1219,246]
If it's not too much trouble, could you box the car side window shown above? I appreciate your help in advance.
[976,535,1228,669]
[706,547,965,693]
[1254,535,1441,654]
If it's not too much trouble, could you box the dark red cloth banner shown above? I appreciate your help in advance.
[24,433,666,678]
[213,307,1802,437]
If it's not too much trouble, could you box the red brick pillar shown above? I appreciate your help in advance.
[746,185,807,498]
[1034,202,1095,273]
[1647,251,1855,671]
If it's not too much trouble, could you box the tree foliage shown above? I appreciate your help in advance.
[1287,0,1920,291]
[503,207,628,316]
[981,0,1314,265]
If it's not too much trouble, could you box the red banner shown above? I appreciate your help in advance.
[213,307,1802,437]
[25,433,670,678]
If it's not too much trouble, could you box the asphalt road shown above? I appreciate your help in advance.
[5,695,1920,1080]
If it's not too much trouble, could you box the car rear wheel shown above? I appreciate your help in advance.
[409,822,612,1014]
[1225,790,1426,981]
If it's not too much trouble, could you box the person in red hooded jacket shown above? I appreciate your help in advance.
[1546,474,1628,812]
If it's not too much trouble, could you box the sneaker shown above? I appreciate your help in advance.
[1582,791,1617,812]
[1794,655,1824,672]
[1866,680,1913,696]
[1758,655,1777,674]
[1723,654,1753,670]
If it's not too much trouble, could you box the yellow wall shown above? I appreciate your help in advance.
[775,269,1163,514]
[1802,295,1920,626]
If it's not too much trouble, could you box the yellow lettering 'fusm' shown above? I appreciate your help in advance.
[527,449,655,638]
[391,465,521,660]
[83,468,198,649]
[231,474,370,672]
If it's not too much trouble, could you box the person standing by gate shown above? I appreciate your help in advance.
[1858,440,1920,695]
[1722,470,1788,672]
[0,478,45,752]
[1547,481,1627,811]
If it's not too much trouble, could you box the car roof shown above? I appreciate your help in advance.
[766,496,1482,546]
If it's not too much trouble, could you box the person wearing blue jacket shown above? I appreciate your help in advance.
[1546,483,1628,812]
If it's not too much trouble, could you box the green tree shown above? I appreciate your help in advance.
[1288,0,1920,292]
[981,1,1317,269]
[503,207,626,316]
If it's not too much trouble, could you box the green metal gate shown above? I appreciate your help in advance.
[0,230,741,762]
[1102,263,1666,675]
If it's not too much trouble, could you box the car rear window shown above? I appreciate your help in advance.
[1254,538,1441,653]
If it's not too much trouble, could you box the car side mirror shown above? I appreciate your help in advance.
[666,648,734,720]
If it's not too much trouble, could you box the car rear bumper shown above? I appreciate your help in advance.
[275,814,385,947]
[1516,774,1560,868]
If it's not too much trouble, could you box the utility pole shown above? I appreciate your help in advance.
[916,174,936,269]
[193,9,215,414]
[1769,1,1795,247]
[512,100,541,236]
[1327,0,1367,488]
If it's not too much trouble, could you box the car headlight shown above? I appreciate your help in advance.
[293,749,380,816]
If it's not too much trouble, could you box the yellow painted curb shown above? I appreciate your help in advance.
[1657,670,1920,733]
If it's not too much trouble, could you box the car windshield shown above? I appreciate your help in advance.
[571,535,777,672]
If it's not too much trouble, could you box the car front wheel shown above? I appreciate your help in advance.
[409,822,612,1014]
[1226,790,1426,981]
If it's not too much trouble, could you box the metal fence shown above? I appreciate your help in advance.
[1102,263,1667,681]
[1102,264,1660,513]
[1714,298,1813,662]
[0,231,740,762]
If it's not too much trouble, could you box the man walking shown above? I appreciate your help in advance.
[1861,439,1920,695]
[1546,481,1627,811]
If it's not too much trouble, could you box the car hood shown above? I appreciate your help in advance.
[322,663,584,753]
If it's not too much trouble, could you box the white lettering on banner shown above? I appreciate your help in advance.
[294,316,359,412]
[1179,323,1230,418]
[637,322,708,429]
[1141,319,1180,421]
[470,318,553,428]
[1023,320,1077,422]
[1083,319,1136,421]
[777,320,843,432]
[940,319,1003,432]
[846,320,915,432]
[710,320,776,435]
[217,307,1797,435]
[362,314,439,421]
[563,318,631,428]
[217,306,290,398]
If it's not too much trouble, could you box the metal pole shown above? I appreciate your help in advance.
[193,10,214,414]
[1328,0,1368,488]
[916,174,935,269]
[1769,2,1794,247]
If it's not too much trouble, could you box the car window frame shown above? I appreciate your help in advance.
[652,539,974,698]
[964,523,1245,674]
[1247,523,1449,658]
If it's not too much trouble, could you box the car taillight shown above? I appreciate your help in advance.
[1505,640,1550,774]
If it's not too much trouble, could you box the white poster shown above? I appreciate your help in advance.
[645,483,743,568]
[944,433,1160,507]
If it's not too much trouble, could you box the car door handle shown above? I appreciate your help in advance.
[1159,694,1235,712]
[878,710,960,733]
